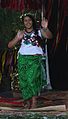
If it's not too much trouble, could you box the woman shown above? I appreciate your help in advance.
[8,12,52,108]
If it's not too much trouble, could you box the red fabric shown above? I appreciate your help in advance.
[51,0,65,51]
[57,0,64,41]
[1,0,6,8]
[10,0,14,9]
[0,97,24,106]
[14,0,18,11]
[10,0,18,10]
[63,0,68,16]
[32,0,42,10]
[26,0,31,10]
[5,0,10,8]
[53,0,65,49]
[46,0,52,21]
[1,0,18,11]
[19,0,25,12]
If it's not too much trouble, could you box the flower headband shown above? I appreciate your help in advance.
[20,12,34,19]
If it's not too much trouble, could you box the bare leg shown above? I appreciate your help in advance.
[31,96,37,109]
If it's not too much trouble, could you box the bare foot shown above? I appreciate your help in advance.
[30,96,37,109]
[24,99,31,109]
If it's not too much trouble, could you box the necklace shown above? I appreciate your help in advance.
[23,30,39,46]
[25,30,34,36]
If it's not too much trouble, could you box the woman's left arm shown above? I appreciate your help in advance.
[41,18,53,39]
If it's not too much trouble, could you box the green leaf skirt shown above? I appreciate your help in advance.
[17,54,47,100]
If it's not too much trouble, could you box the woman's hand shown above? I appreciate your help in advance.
[16,29,25,40]
[8,29,25,48]
[41,18,53,39]
[41,17,48,29]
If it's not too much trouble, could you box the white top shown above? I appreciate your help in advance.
[18,30,44,55]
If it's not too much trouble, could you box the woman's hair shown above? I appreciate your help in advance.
[22,14,37,30]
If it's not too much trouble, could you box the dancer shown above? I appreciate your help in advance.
[8,12,52,108]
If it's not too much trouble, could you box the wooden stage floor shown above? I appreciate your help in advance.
[0,90,68,116]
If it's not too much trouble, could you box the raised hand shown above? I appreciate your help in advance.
[41,17,48,29]
[8,29,25,48]
[16,29,25,40]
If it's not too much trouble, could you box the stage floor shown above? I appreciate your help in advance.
[0,90,68,116]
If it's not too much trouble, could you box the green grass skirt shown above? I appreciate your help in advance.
[17,54,46,100]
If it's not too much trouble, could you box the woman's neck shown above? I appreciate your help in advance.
[25,28,33,33]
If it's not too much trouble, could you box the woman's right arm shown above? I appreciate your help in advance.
[8,35,19,48]
[8,30,25,48]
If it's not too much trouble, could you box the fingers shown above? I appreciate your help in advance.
[42,17,48,22]
[16,30,25,40]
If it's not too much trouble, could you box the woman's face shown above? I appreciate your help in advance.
[23,16,33,29]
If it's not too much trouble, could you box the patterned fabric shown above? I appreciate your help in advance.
[18,30,44,55]
[23,31,42,47]
[17,54,46,100]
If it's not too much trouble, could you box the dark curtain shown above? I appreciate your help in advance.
[48,0,68,90]
[0,0,25,11]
